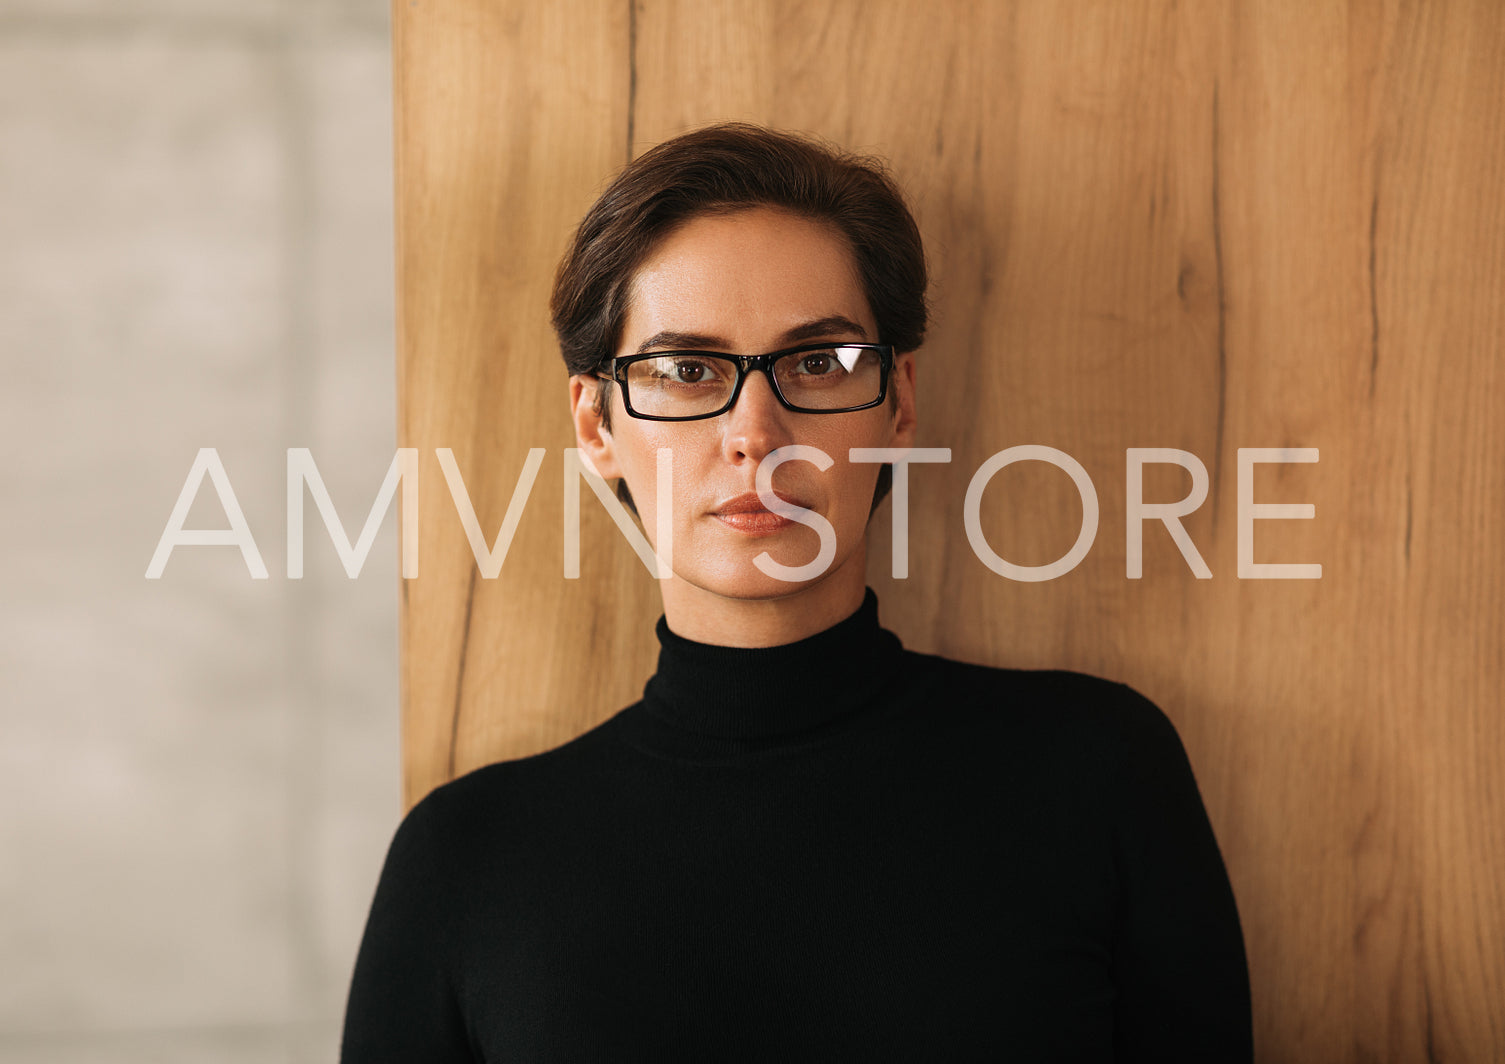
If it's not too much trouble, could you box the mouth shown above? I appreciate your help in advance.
[711,491,813,535]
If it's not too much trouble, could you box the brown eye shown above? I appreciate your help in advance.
[674,361,706,383]
[799,352,835,375]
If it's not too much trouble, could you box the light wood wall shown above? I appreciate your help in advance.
[392,2,1504,1059]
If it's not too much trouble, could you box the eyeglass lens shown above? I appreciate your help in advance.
[624,346,884,418]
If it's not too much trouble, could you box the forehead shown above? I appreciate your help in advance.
[619,206,875,350]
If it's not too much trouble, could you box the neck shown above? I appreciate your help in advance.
[658,546,869,648]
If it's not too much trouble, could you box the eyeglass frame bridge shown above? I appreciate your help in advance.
[593,341,896,422]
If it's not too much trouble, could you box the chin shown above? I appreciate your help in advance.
[679,545,864,604]
[681,567,819,602]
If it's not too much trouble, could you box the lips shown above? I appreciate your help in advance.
[711,491,813,535]
[713,491,811,515]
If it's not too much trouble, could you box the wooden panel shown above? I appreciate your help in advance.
[394,1,1505,1059]
[392,0,649,805]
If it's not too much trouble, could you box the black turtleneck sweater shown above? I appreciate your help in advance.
[341,592,1252,1062]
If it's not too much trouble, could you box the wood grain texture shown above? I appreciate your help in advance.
[393,0,652,807]
[394,1,1504,1058]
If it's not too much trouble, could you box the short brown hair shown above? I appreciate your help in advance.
[551,123,928,374]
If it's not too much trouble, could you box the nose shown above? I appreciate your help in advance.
[721,368,793,465]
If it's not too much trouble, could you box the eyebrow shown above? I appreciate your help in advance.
[633,315,871,354]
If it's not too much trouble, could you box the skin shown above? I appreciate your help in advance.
[570,206,917,648]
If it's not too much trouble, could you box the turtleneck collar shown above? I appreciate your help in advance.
[639,588,905,742]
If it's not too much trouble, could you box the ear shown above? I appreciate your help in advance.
[569,374,623,479]
[889,352,918,448]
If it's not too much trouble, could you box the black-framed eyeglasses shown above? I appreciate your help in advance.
[595,342,895,422]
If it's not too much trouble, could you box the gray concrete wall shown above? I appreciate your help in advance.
[1,3,400,1060]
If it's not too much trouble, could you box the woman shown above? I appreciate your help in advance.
[342,124,1252,1061]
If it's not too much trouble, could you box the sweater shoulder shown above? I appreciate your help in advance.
[897,650,1182,759]
[391,710,632,851]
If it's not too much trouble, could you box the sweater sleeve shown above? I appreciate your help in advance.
[1106,686,1253,1063]
[340,789,477,1063]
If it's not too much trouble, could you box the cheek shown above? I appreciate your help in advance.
[616,429,706,512]
[825,417,897,487]
[834,461,882,519]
